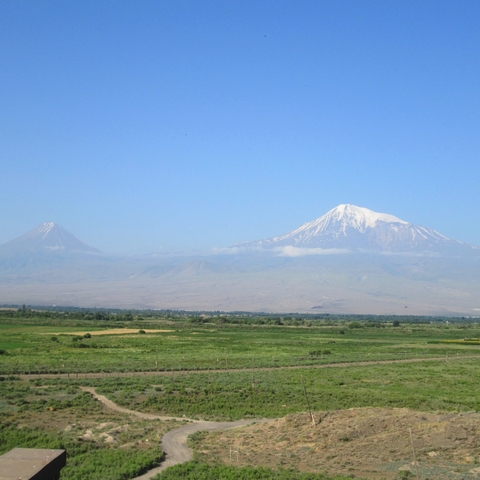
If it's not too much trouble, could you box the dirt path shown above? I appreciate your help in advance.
[79,387,192,422]
[81,387,271,479]
[16,354,480,380]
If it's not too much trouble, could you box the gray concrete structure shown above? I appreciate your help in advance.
[0,448,66,480]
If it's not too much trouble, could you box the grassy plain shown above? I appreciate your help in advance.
[0,315,478,375]
[1,311,480,479]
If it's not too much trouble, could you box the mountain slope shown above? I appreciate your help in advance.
[0,222,100,256]
[238,204,478,255]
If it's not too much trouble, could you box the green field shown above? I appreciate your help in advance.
[0,312,478,375]
[1,309,480,479]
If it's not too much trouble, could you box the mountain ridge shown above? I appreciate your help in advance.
[236,204,478,256]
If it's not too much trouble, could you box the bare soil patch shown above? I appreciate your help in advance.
[197,407,480,479]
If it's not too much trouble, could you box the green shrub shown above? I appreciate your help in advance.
[154,461,350,479]
[348,322,362,329]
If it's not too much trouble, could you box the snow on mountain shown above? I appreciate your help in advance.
[237,204,478,255]
[0,222,100,256]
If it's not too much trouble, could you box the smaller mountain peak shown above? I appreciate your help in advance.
[39,221,56,229]
[38,222,57,236]
[0,222,100,256]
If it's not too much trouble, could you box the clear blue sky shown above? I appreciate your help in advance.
[1,0,479,253]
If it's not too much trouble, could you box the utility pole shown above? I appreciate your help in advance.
[301,375,316,427]
[409,428,420,480]
[251,355,255,389]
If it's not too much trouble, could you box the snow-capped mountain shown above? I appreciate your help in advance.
[0,222,99,256]
[238,204,478,255]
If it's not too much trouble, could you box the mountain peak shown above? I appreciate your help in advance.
[328,204,407,228]
[0,222,100,256]
[37,222,57,236]
[270,204,409,244]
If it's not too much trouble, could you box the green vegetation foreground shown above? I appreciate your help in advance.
[1,310,480,478]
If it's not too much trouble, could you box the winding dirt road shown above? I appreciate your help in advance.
[80,387,271,479]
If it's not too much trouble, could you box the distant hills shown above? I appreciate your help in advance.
[0,206,479,316]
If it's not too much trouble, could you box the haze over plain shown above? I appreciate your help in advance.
[1,1,480,255]
[1,204,479,315]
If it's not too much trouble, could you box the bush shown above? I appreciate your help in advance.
[348,322,362,329]
[310,350,332,356]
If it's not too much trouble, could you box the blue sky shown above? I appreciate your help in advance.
[1,1,479,253]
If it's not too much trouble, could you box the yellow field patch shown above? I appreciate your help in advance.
[56,329,174,336]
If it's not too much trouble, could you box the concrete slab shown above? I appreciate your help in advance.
[0,448,66,480]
